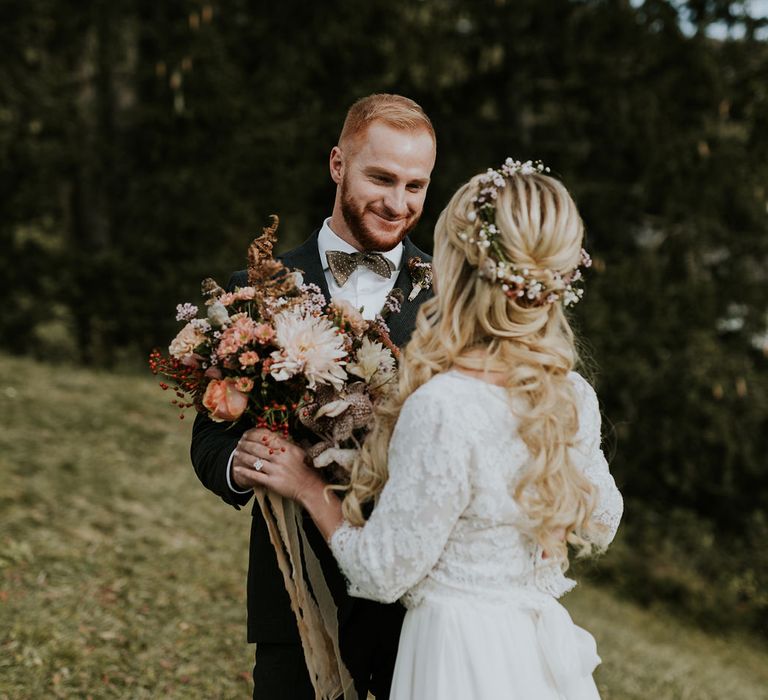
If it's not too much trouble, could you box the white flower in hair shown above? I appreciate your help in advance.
[464,157,589,308]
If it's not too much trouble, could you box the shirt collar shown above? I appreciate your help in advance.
[318,218,404,272]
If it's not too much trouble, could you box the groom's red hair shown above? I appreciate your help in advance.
[338,94,435,153]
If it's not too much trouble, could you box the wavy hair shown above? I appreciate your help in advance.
[342,171,601,567]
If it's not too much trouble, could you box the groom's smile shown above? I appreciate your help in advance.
[330,120,436,253]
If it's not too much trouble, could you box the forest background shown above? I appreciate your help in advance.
[2,0,768,694]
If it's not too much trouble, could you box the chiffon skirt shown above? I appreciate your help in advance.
[389,593,601,700]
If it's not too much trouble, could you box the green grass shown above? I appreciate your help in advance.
[1,353,767,699]
[569,587,768,699]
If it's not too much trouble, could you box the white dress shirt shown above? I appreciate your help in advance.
[316,218,403,319]
[227,218,403,494]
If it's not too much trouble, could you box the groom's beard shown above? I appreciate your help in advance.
[340,177,421,252]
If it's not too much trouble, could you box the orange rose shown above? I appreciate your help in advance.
[202,378,248,422]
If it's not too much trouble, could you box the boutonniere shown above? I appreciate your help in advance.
[407,257,433,301]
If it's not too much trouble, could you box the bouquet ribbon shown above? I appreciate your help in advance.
[254,488,357,700]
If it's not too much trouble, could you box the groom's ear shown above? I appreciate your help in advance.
[329,146,344,185]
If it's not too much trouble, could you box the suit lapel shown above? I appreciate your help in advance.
[279,230,331,301]
[388,236,433,348]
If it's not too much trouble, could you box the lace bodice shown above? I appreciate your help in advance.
[330,370,623,608]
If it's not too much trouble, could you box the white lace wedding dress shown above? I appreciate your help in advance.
[329,370,623,700]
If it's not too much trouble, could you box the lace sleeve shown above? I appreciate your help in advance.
[329,388,472,603]
[570,373,623,549]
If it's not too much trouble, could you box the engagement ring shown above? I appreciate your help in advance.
[253,458,264,472]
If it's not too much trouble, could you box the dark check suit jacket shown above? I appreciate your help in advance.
[190,230,433,698]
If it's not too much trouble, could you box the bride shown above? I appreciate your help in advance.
[240,159,623,699]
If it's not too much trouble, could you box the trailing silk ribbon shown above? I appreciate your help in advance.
[254,489,357,700]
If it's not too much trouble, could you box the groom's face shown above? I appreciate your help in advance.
[332,122,436,252]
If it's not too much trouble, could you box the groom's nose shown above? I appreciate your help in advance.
[383,187,409,218]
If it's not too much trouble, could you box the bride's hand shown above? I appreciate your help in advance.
[232,428,325,503]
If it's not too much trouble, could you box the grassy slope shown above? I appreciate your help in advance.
[0,354,766,699]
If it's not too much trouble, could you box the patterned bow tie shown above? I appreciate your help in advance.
[325,250,396,286]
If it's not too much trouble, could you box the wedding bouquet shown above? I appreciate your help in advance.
[149,216,401,481]
[150,217,403,699]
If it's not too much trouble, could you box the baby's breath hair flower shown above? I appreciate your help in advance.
[464,158,591,308]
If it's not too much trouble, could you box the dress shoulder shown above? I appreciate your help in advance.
[566,371,602,442]
[397,371,504,430]
[408,370,507,404]
[567,371,597,405]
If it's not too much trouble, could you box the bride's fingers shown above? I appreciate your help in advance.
[233,453,277,479]
[238,435,289,460]
[236,442,271,462]
[235,439,284,469]
[239,435,307,473]
[233,462,298,500]
[243,427,293,449]
[232,465,271,489]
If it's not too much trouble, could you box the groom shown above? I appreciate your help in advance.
[191,93,437,699]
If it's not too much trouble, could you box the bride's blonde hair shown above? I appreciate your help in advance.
[343,170,601,567]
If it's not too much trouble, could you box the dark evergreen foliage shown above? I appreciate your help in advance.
[1,0,766,632]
